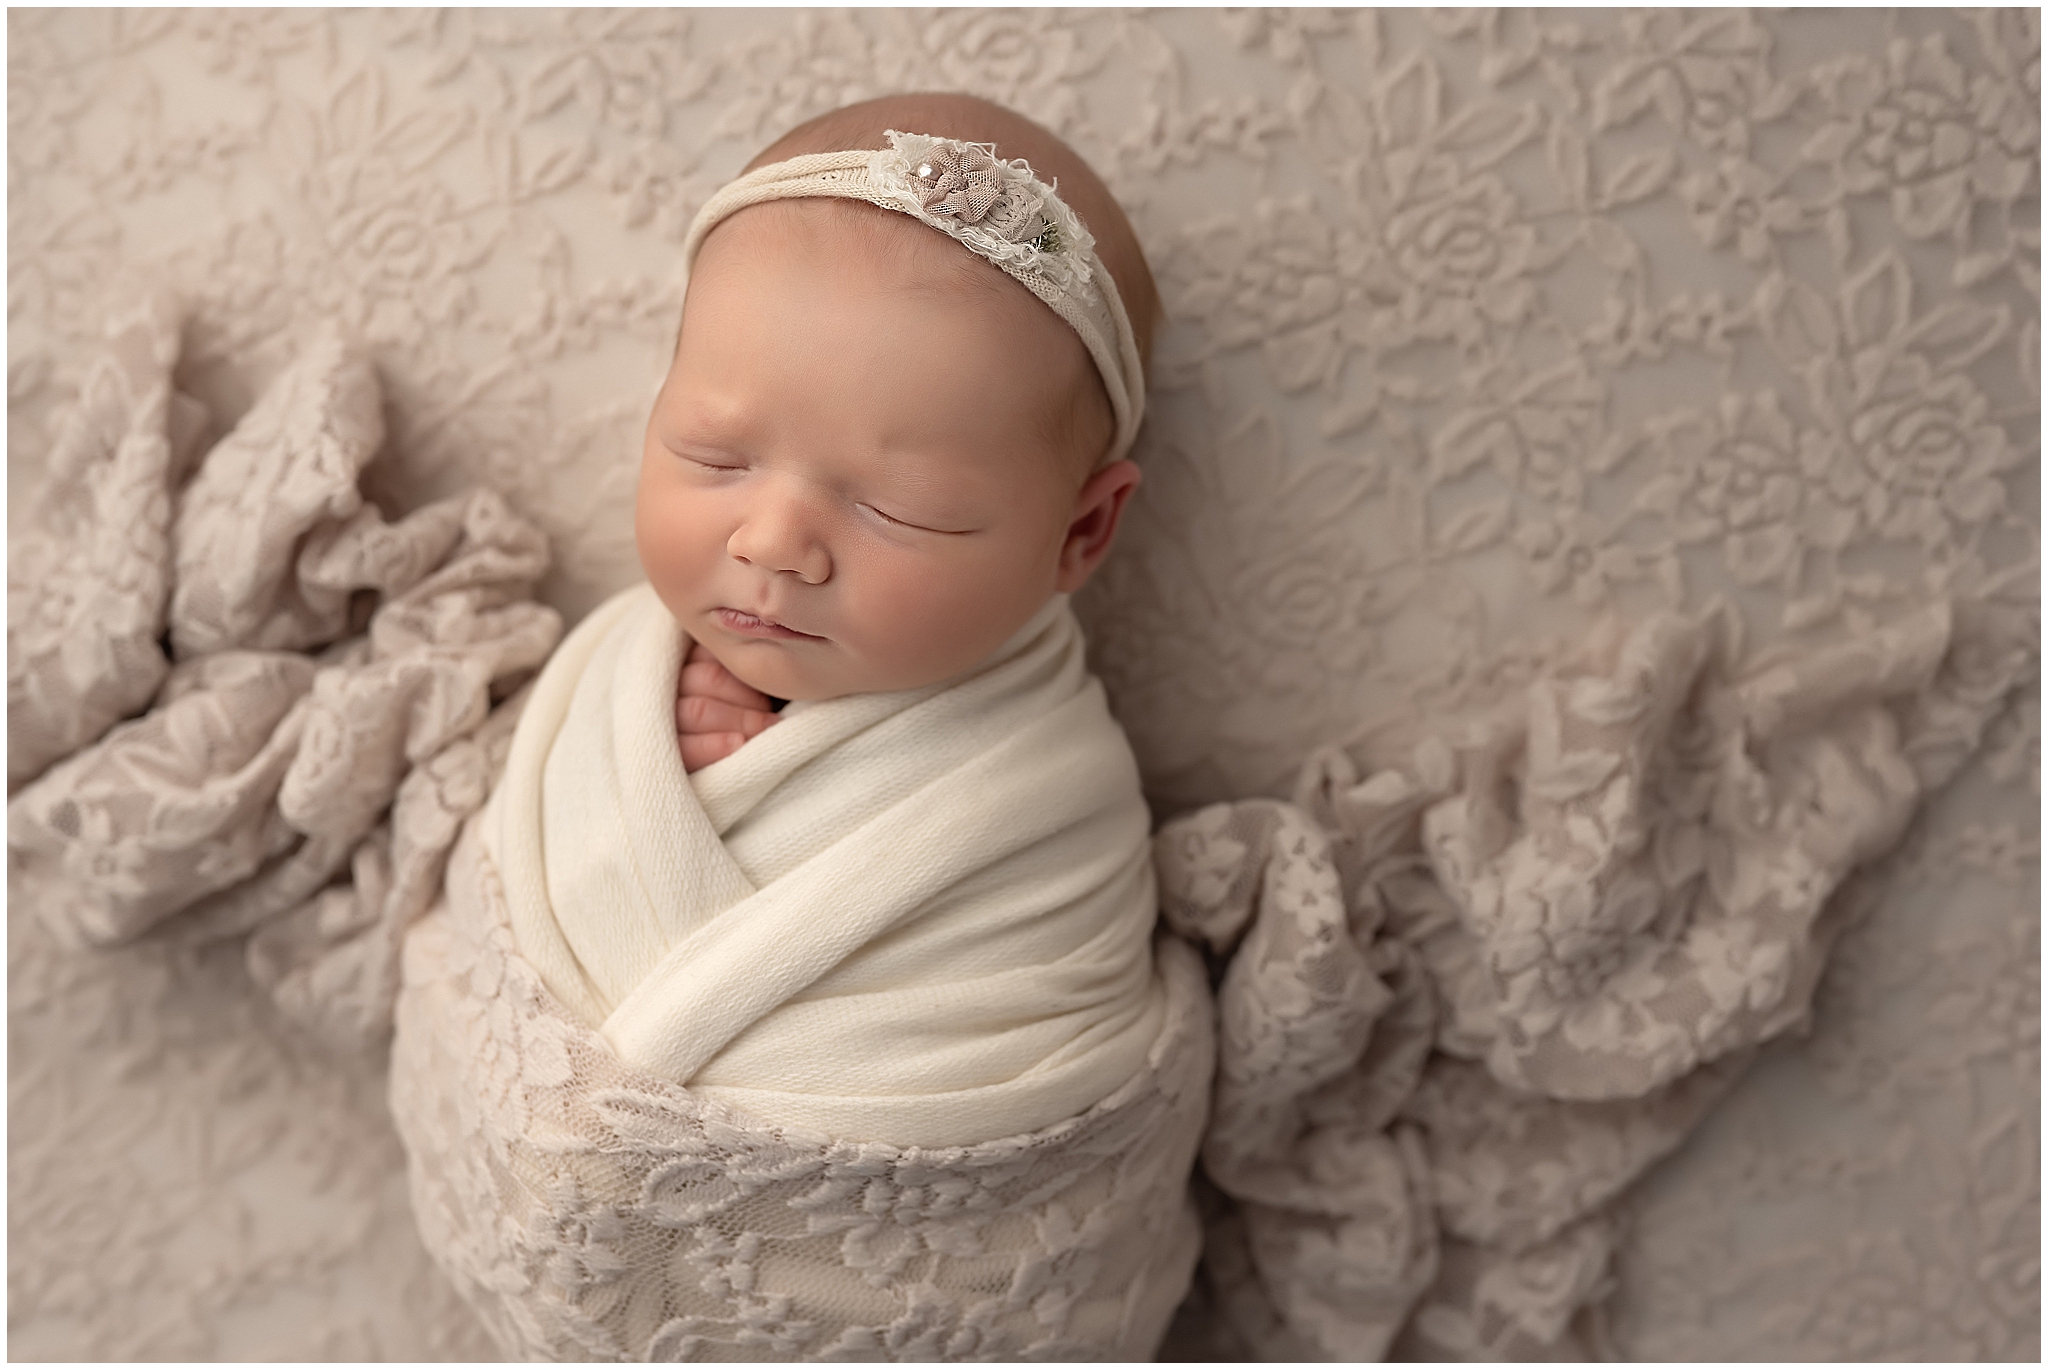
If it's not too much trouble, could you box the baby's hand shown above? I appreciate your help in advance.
[677,641,780,773]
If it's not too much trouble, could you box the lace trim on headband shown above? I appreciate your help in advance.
[868,131,1097,296]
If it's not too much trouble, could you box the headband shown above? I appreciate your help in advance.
[681,130,1146,467]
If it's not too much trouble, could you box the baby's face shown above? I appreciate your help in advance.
[638,202,1115,702]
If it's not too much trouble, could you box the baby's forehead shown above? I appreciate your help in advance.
[683,199,1111,475]
[695,198,1005,298]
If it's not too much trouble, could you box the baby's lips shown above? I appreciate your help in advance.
[716,606,824,641]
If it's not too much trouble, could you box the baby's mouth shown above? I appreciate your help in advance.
[715,607,823,642]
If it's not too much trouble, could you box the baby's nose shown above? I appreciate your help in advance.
[727,497,830,585]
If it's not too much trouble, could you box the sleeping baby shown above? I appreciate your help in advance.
[484,90,1172,1147]
[391,92,1211,1359]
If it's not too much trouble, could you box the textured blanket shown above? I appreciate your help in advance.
[1150,598,2030,1360]
[488,583,1174,1150]
[8,296,561,1047]
[392,821,1210,1360]
[11,302,2030,1361]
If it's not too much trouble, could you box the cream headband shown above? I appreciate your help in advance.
[681,130,1146,467]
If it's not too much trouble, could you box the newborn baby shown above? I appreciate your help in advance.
[484,92,1176,1150]
[647,96,1150,762]
[397,93,1209,1358]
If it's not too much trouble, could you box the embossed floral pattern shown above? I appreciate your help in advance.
[1805,33,2039,240]
[8,7,2036,1363]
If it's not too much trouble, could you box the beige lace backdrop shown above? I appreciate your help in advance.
[8,9,2037,1361]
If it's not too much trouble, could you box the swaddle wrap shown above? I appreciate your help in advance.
[484,583,1171,1148]
[390,585,1212,1359]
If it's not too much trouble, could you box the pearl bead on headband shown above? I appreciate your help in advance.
[681,130,1147,468]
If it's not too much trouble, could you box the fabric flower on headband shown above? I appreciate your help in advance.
[913,142,1003,224]
[910,139,1060,252]
[877,131,1088,288]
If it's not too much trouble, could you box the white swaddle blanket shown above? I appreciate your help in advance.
[485,584,1168,1148]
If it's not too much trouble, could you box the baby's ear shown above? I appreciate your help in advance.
[1054,460,1142,593]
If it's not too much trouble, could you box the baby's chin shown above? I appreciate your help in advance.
[698,637,828,702]
[704,635,895,703]
[706,632,992,703]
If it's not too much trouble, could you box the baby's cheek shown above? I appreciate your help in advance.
[632,490,673,589]
[636,488,714,615]
[858,550,1038,679]
[858,552,960,628]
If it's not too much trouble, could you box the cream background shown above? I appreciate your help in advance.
[8,9,2037,1360]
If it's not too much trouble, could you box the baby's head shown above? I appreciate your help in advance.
[637,94,1157,702]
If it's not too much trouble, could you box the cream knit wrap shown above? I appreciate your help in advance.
[681,130,1147,467]
[486,586,1174,1149]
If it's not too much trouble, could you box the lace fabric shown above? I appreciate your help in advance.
[8,294,562,1049]
[392,824,1212,1361]
[9,9,2037,1361]
[1150,592,2025,1358]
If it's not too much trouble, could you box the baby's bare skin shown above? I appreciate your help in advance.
[649,202,1134,776]
[649,93,1158,775]
[678,640,779,772]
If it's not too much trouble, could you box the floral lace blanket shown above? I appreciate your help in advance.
[1151,597,2030,1359]
[8,296,561,1049]
[9,306,2031,1361]
[392,823,1210,1360]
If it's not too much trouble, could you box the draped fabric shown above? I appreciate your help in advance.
[487,585,1169,1150]
[9,9,2037,1361]
[391,824,1211,1361]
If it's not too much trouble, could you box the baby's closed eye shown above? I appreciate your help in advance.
[855,501,971,535]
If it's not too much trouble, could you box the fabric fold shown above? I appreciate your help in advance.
[6,301,561,1048]
[390,821,1213,1361]
[1154,599,2032,1360]
[490,584,1172,1149]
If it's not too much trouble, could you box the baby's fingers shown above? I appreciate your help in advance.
[677,694,779,740]
[680,730,747,773]
[681,659,776,712]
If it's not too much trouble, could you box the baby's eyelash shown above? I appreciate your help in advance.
[858,502,920,530]
[860,504,972,536]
